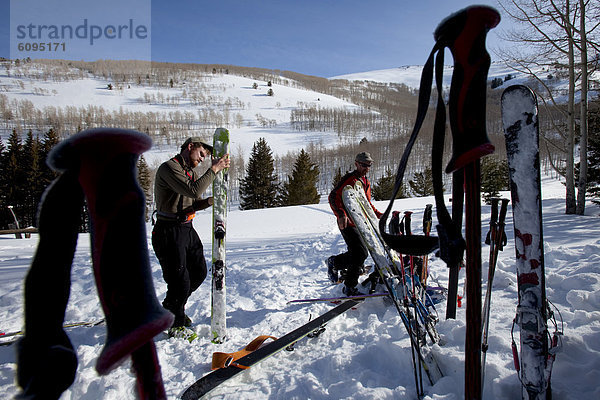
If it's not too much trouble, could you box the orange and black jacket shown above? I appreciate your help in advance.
[328,170,382,227]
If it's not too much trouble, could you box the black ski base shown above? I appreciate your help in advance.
[180,299,362,399]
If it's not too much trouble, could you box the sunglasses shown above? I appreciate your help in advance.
[357,162,372,168]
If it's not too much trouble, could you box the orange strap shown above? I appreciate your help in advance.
[211,335,276,370]
[183,213,195,222]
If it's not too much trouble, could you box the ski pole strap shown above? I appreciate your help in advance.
[381,5,499,261]
[432,46,465,267]
[378,27,461,257]
[211,335,277,370]
[378,24,440,244]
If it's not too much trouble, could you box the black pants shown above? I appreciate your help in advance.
[332,226,369,288]
[152,221,207,327]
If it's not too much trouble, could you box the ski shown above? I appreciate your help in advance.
[353,181,441,345]
[287,292,389,304]
[180,299,362,399]
[0,319,106,346]
[502,85,553,400]
[342,184,443,396]
[211,127,230,344]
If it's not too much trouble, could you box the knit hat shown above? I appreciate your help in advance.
[355,152,373,166]
[181,137,213,154]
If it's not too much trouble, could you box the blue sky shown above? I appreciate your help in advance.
[1,0,506,77]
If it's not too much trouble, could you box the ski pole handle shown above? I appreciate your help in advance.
[497,198,510,250]
[485,198,499,245]
[498,198,510,225]
[490,198,500,225]
[434,6,500,173]
[403,211,413,236]
[389,211,402,235]
[423,204,433,235]
[49,129,173,395]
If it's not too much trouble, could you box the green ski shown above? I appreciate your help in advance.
[211,127,230,344]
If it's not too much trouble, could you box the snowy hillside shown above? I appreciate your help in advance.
[332,63,525,88]
[332,62,599,103]
[0,62,361,167]
[1,175,599,399]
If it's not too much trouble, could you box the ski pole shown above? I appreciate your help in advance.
[17,169,83,399]
[433,6,500,400]
[482,198,509,388]
[445,175,464,320]
[18,129,174,399]
[481,198,500,348]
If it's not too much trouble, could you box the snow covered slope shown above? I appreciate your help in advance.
[1,177,599,399]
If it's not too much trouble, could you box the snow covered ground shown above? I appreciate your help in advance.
[1,175,599,399]
[1,61,599,399]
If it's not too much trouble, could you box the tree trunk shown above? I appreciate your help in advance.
[565,1,577,214]
[576,0,588,215]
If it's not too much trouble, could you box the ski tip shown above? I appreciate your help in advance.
[501,84,536,101]
[214,127,230,142]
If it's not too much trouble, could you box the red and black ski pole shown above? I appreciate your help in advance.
[433,5,500,400]
[18,129,173,400]
[375,5,499,399]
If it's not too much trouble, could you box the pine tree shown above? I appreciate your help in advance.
[40,128,60,188]
[0,137,7,228]
[239,138,279,210]
[137,155,153,222]
[23,131,44,227]
[3,129,26,229]
[280,149,320,206]
[372,167,408,200]
[409,167,438,197]
[331,167,343,190]
[480,156,509,204]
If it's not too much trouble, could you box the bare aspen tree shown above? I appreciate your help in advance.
[497,0,599,214]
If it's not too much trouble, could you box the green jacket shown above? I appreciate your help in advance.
[154,154,215,217]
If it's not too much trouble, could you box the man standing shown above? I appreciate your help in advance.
[328,152,381,296]
[152,137,230,333]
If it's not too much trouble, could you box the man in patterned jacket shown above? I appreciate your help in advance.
[328,152,381,296]
[152,137,229,332]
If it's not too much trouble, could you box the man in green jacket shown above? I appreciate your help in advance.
[152,137,230,331]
